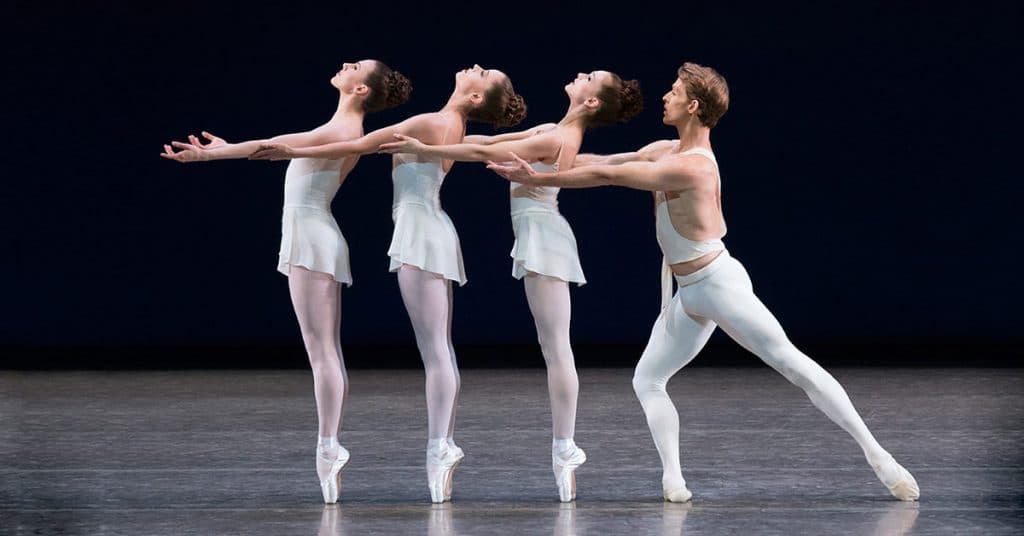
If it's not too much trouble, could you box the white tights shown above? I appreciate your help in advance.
[288,266,348,441]
[633,252,892,492]
[398,265,460,441]
[524,274,579,440]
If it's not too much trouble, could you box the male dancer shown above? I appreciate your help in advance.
[487,62,919,503]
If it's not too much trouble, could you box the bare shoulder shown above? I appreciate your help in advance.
[404,112,454,140]
[665,153,717,186]
[325,122,364,142]
[643,139,679,161]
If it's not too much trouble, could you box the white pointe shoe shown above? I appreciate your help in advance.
[553,445,587,502]
[871,455,920,501]
[317,446,350,504]
[427,443,464,503]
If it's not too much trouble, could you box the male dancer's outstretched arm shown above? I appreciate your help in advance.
[572,139,676,167]
[489,150,715,192]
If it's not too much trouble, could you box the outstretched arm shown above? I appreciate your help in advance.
[573,139,676,167]
[248,115,431,160]
[488,152,713,192]
[463,123,557,145]
[378,131,557,164]
[160,129,342,163]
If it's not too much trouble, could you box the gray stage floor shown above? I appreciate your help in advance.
[1,368,1021,535]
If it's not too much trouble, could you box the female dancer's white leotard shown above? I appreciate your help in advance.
[278,156,352,285]
[508,134,586,285]
[387,116,467,285]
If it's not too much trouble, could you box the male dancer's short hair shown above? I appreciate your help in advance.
[677,63,729,128]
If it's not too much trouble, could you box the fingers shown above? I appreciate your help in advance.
[171,140,199,151]
[161,144,186,162]
[202,131,216,141]
[188,134,203,148]
[510,152,531,168]
[248,147,278,160]
[377,141,402,153]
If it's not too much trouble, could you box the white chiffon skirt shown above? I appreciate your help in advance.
[388,202,467,285]
[277,206,352,286]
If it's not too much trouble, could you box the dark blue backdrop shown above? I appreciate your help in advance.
[4,3,1021,361]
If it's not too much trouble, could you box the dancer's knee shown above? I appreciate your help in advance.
[632,370,664,399]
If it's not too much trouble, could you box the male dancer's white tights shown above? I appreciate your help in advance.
[398,265,460,443]
[633,251,908,496]
[524,274,579,440]
[288,266,348,448]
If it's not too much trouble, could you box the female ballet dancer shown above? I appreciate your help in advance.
[488,62,920,503]
[377,70,643,502]
[159,59,412,504]
[249,64,527,502]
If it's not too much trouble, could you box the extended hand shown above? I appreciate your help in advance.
[188,131,227,150]
[160,139,207,163]
[377,133,427,154]
[486,153,538,183]
[248,143,296,160]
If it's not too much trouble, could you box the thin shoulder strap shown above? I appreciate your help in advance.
[681,147,718,167]
[439,112,452,145]
[551,130,567,164]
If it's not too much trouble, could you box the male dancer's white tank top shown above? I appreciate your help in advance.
[278,156,352,285]
[387,114,467,285]
[508,132,587,284]
[656,147,726,308]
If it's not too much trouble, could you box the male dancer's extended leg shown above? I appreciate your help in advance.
[632,293,717,502]
[682,255,919,500]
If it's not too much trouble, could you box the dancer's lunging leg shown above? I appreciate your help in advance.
[289,266,350,503]
[398,265,464,502]
[524,273,586,501]
[632,296,716,502]
[687,257,918,500]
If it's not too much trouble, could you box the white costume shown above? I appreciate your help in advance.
[278,157,352,285]
[632,147,919,502]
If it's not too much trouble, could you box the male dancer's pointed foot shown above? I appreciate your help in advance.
[662,474,693,503]
[871,454,920,501]
[427,442,464,503]
[553,445,587,502]
[317,445,350,504]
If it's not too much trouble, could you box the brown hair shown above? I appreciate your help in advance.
[363,61,412,113]
[676,62,729,128]
[468,75,527,128]
[588,74,643,128]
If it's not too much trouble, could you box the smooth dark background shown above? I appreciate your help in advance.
[3,2,1021,367]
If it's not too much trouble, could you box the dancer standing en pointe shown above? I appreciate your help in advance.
[160,59,412,503]
[250,64,527,502]
[378,69,643,501]
[489,62,920,503]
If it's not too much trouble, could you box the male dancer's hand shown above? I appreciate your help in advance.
[487,153,539,183]
[249,143,297,160]
[377,133,427,155]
